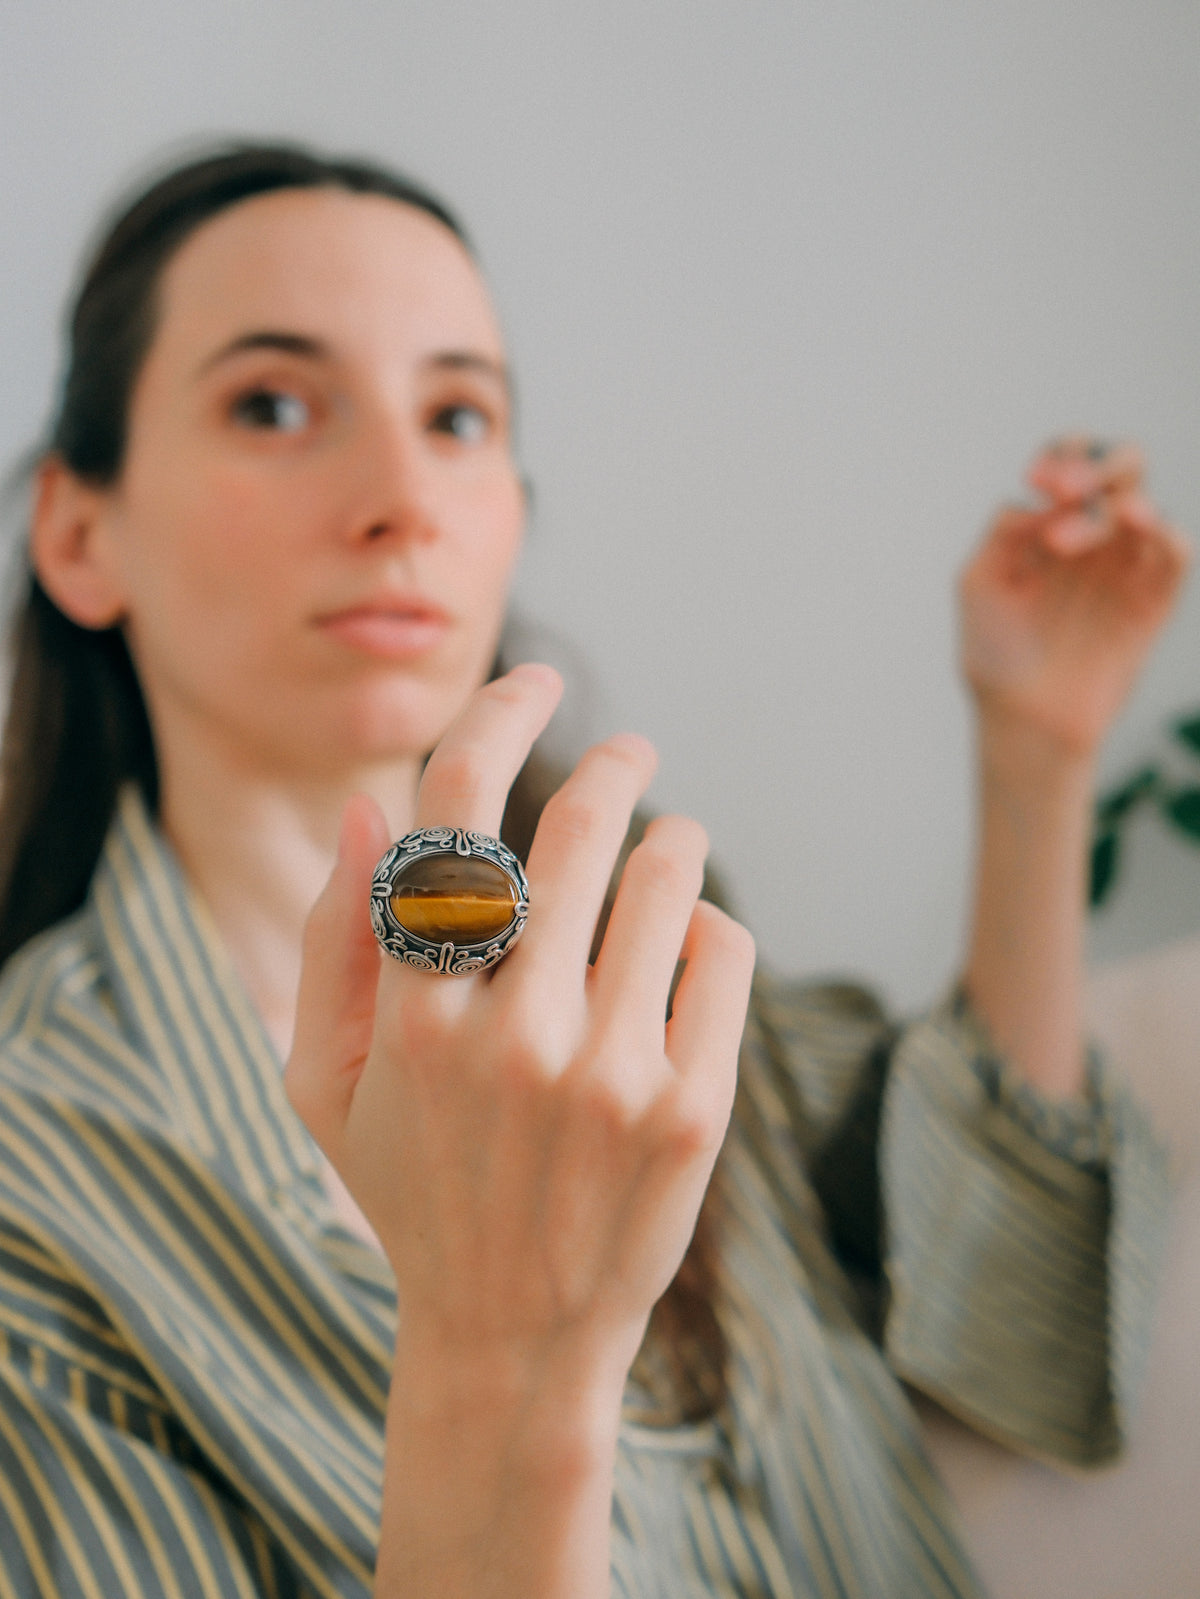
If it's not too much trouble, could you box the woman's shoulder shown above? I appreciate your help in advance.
[0,905,107,1053]
[0,904,168,1155]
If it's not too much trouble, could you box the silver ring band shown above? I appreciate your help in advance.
[370,827,529,975]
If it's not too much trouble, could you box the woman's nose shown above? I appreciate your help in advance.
[343,411,439,545]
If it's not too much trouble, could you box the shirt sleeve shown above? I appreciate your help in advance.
[879,989,1172,1468]
[745,972,1172,1469]
[0,1221,309,1599]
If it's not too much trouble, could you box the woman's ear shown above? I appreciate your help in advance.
[31,456,128,629]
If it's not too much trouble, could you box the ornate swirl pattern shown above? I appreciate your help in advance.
[369,828,530,975]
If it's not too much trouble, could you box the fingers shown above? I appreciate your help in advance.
[666,900,756,1108]
[1025,437,1144,555]
[415,662,563,834]
[1028,437,1144,508]
[976,439,1188,581]
[1042,500,1112,556]
[1039,486,1190,587]
[1109,497,1192,617]
[518,733,658,981]
[285,792,392,1156]
[589,814,710,1046]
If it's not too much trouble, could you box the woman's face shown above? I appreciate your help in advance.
[86,187,525,780]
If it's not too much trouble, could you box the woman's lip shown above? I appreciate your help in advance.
[315,605,450,660]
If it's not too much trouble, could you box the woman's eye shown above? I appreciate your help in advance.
[429,404,490,443]
[231,389,311,432]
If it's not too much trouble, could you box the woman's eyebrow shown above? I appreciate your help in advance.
[194,335,510,393]
[423,351,511,392]
[196,330,329,376]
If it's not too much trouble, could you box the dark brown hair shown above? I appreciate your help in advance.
[0,142,466,965]
[0,140,727,1424]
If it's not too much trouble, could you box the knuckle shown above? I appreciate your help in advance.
[687,901,756,977]
[571,736,650,796]
[541,788,605,847]
[631,820,707,899]
[490,989,574,1083]
[715,906,756,962]
[578,1074,640,1139]
[659,1096,721,1162]
[495,1001,554,1072]
[645,813,708,857]
[591,732,655,775]
[480,673,529,710]
[496,1043,553,1101]
[423,742,488,806]
[635,846,695,902]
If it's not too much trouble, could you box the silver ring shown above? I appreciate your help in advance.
[369,828,529,975]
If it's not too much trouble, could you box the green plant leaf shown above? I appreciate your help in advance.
[1173,714,1200,759]
[1162,788,1200,840]
[1095,765,1159,828]
[1089,831,1120,907]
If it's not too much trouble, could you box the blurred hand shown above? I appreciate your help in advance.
[285,664,755,1388]
[959,439,1190,757]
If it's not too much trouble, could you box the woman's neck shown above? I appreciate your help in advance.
[157,731,421,1060]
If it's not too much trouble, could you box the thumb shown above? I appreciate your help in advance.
[284,793,392,1160]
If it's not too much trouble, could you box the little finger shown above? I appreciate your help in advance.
[665,900,756,1107]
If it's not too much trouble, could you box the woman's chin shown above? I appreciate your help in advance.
[304,681,473,771]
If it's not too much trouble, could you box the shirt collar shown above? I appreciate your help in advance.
[88,785,324,1201]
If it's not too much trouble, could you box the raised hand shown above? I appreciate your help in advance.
[962,441,1189,1102]
[959,439,1190,757]
[284,662,755,1596]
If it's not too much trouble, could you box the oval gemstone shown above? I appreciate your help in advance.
[389,853,518,943]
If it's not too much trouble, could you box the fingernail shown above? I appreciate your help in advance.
[506,661,561,689]
[607,731,656,759]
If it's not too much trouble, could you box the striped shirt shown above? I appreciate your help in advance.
[0,788,1170,1597]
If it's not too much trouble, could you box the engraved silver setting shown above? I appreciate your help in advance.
[369,828,530,975]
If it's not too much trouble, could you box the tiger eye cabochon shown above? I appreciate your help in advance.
[388,852,519,943]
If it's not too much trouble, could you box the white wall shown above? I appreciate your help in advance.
[2,1,1198,1008]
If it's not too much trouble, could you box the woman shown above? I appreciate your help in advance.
[0,142,1186,1598]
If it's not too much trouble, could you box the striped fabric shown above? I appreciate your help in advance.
[0,787,1170,1597]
